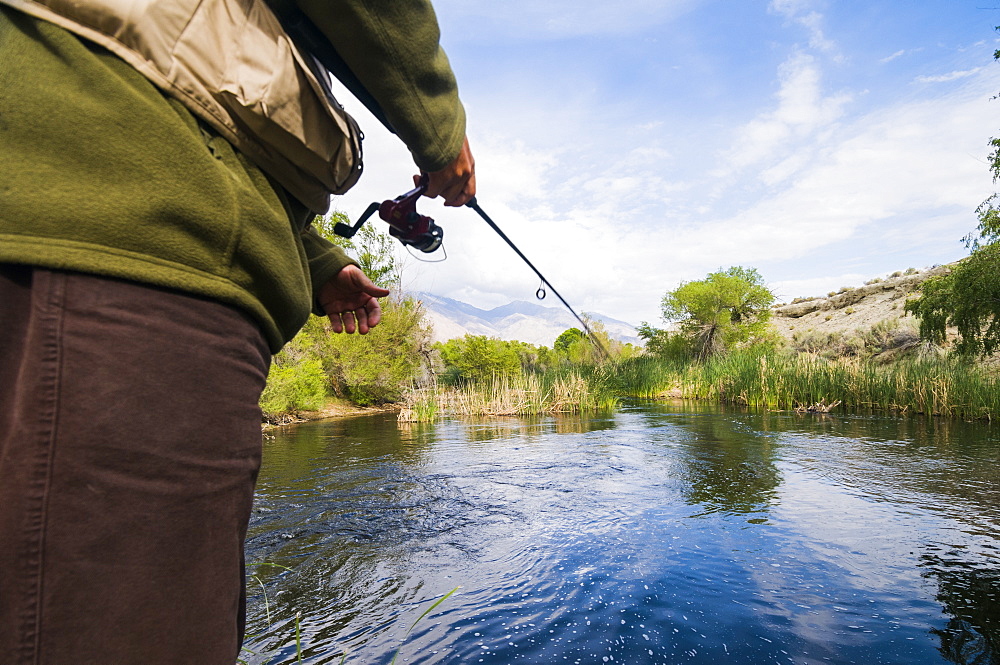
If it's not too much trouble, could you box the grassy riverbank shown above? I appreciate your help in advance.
[263,265,1000,424]
[611,350,1000,420]
[399,371,619,420]
[398,343,1000,422]
[267,341,1000,425]
[401,347,1000,422]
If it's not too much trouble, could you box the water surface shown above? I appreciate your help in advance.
[244,402,1000,664]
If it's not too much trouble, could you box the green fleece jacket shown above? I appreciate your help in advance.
[0,1,466,352]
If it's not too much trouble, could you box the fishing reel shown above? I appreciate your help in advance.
[334,180,443,253]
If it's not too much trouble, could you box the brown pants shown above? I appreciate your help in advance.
[0,266,271,664]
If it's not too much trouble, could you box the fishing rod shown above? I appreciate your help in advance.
[280,8,609,357]
[464,198,610,360]
[334,184,610,360]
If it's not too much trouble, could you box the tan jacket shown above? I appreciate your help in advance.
[2,0,361,212]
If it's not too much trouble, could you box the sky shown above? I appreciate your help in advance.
[331,0,1000,328]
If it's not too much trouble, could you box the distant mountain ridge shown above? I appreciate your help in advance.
[415,292,639,347]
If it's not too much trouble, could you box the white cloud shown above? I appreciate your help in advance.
[326,4,1000,329]
[334,64,998,327]
[880,50,906,64]
[716,52,851,178]
[768,0,835,52]
[915,67,984,84]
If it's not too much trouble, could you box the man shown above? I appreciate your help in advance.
[0,0,475,662]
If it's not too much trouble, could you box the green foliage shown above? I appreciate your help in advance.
[666,347,1000,420]
[436,335,523,385]
[316,211,401,288]
[320,296,431,405]
[907,244,1000,356]
[552,318,637,365]
[606,355,685,399]
[637,322,694,360]
[512,340,555,374]
[554,328,584,353]
[259,358,328,421]
[260,295,432,418]
[403,368,619,416]
[435,323,638,392]
[659,266,776,359]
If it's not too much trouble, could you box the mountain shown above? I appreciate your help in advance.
[414,292,640,347]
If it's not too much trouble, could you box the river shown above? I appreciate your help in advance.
[242,402,1000,664]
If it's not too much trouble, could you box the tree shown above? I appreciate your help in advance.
[906,37,1000,356]
[435,335,522,384]
[316,211,401,288]
[554,328,585,354]
[658,266,775,359]
[319,295,432,404]
[906,225,1000,356]
[636,322,692,360]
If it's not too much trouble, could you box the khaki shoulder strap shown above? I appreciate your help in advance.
[3,0,362,212]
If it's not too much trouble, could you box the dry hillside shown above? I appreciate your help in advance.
[769,265,954,357]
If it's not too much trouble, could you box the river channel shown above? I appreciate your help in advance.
[242,402,1000,664]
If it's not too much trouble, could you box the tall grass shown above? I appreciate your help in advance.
[606,356,686,399]
[399,371,618,420]
[404,347,1000,422]
[663,348,1000,419]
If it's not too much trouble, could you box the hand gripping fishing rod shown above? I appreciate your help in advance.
[335,184,609,359]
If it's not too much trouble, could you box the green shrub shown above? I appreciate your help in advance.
[259,359,327,421]
[435,335,523,385]
[320,296,431,405]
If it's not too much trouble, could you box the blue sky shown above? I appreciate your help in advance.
[333,0,1000,328]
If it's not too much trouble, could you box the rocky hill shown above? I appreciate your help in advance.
[770,265,952,356]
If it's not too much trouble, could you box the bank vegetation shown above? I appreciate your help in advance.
[262,222,1000,424]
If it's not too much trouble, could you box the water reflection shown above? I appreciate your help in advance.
[245,405,1000,665]
[667,410,781,520]
[923,550,1000,665]
[452,412,617,444]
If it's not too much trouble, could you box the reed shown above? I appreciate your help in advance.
[399,370,618,418]
[397,386,440,423]
[669,349,1000,419]
[605,356,685,399]
[404,348,1000,421]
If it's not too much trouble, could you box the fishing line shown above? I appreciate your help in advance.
[465,197,610,360]
[406,245,448,263]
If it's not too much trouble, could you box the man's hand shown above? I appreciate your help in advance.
[420,136,476,207]
[318,265,391,334]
